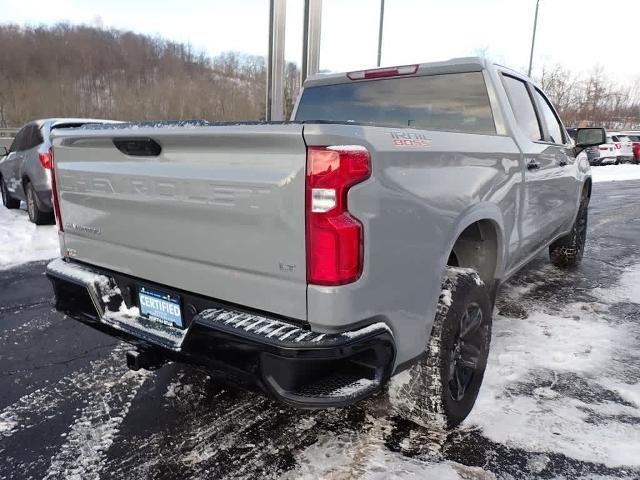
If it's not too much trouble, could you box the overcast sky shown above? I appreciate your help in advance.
[2,0,638,83]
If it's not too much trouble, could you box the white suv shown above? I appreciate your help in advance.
[606,133,634,164]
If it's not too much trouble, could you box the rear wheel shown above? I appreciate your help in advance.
[389,267,492,428]
[549,188,589,268]
[25,181,53,225]
[1,176,20,209]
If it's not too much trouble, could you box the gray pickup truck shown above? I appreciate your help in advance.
[45,58,605,427]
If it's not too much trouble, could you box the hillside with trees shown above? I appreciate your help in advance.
[0,23,638,129]
[0,23,300,127]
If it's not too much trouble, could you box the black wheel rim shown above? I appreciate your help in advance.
[448,303,483,402]
[27,187,35,219]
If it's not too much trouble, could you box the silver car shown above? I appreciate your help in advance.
[0,118,118,224]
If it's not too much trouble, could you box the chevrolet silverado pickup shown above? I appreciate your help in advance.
[46,58,605,427]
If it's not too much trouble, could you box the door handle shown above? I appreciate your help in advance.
[527,160,541,170]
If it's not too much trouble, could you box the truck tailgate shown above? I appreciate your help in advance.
[52,124,308,321]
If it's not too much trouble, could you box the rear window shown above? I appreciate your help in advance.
[295,72,496,135]
[51,123,89,130]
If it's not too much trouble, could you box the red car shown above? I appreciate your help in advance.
[625,134,640,164]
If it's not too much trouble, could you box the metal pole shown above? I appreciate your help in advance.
[527,0,540,77]
[377,0,385,67]
[266,0,286,121]
[302,0,322,83]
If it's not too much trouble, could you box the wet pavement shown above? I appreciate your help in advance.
[1,180,639,479]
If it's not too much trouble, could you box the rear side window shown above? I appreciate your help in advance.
[24,125,44,150]
[12,124,44,151]
[501,75,542,142]
[533,89,565,144]
[295,72,496,135]
[9,127,27,151]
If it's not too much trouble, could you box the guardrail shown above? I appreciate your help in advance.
[0,128,18,138]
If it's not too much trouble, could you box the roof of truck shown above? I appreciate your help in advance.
[32,118,122,128]
[304,57,495,87]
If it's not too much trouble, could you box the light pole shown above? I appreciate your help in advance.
[302,0,322,83]
[527,0,540,77]
[377,0,385,67]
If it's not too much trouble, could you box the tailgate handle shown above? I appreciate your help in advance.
[113,138,161,157]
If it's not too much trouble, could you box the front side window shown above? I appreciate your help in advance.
[501,75,542,142]
[295,72,496,135]
[534,89,565,144]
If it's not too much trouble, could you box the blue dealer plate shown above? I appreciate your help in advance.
[138,286,183,329]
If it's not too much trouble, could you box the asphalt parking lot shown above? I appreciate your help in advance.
[1,179,640,480]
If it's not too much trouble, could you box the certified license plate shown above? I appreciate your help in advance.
[138,286,183,329]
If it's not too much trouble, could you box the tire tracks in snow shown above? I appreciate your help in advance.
[0,346,127,441]
[42,368,150,480]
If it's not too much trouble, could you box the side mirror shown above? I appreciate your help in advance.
[0,146,8,157]
[575,128,606,149]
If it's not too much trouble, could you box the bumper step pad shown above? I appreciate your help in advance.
[196,308,391,349]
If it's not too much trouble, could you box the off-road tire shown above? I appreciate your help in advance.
[389,267,493,429]
[549,188,589,267]
[1,176,20,209]
[25,181,53,225]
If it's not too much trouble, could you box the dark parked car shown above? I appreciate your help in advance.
[0,118,119,224]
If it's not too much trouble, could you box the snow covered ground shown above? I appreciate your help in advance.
[591,163,640,183]
[0,203,58,270]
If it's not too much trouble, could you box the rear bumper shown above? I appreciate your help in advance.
[46,258,395,408]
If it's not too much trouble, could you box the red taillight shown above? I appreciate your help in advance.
[598,146,608,150]
[347,64,418,80]
[306,146,370,285]
[615,143,621,149]
[50,147,63,232]
[39,150,52,170]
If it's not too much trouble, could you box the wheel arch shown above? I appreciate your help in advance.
[445,206,506,287]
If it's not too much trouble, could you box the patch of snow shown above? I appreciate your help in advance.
[0,205,59,269]
[0,415,18,435]
[341,322,393,339]
[47,258,110,290]
[0,346,128,441]
[326,145,368,152]
[591,164,640,183]
[164,381,193,399]
[592,263,640,304]
[466,297,640,468]
[43,368,150,480]
[619,264,640,303]
[284,430,495,479]
[329,378,375,398]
